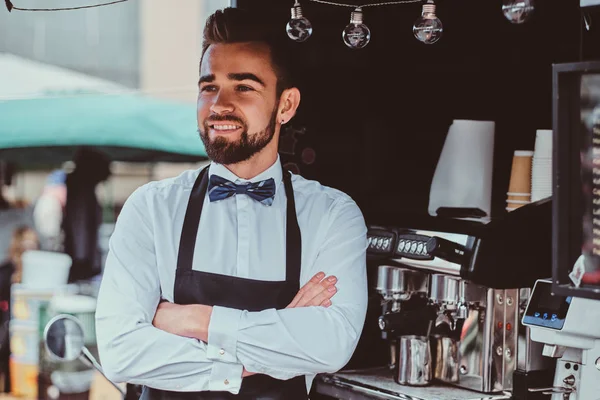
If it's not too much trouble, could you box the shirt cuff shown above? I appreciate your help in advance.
[208,361,243,394]
[207,306,242,363]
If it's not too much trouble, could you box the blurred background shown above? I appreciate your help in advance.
[0,1,227,398]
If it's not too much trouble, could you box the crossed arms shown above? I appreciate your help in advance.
[95,186,368,393]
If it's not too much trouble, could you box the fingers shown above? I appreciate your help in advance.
[294,275,337,308]
[287,271,325,308]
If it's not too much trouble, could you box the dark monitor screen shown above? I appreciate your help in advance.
[554,63,600,299]
[572,74,600,287]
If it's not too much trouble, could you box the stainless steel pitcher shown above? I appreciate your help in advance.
[396,335,432,386]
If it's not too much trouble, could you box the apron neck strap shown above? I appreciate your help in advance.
[176,164,301,287]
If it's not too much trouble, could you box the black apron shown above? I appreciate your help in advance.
[141,166,308,400]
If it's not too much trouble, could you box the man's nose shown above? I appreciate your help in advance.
[210,92,235,114]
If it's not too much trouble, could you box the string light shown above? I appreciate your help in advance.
[502,0,535,24]
[286,1,313,42]
[413,0,443,44]
[305,0,427,49]
[342,8,371,49]
[4,0,129,12]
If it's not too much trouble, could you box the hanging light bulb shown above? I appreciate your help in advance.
[342,7,371,50]
[286,1,313,42]
[502,0,534,24]
[413,0,443,44]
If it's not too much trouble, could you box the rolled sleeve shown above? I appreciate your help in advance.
[208,361,243,393]
[207,305,242,363]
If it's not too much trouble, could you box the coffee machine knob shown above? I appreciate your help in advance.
[562,375,576,386]
[378,316,387,331]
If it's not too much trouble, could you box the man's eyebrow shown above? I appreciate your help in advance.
[228,73,265,87]
[198,74,215,85]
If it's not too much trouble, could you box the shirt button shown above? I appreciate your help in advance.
[224,379,229,385]
[219,349,225,356]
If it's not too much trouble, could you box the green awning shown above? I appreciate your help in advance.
[0,93,207,166]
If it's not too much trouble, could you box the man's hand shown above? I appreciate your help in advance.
[286,272,337,309]
[152,301,212,342]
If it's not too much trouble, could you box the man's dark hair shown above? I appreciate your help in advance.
[201,7,294,97]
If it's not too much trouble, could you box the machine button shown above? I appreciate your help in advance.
[506,297,513,306]
[496,346,503,356]
[398,240,406,252]
[496,294,503,305]
[368,237,373,246]
[376,238,382,249]
[416,243,424,254]
[383,238,390,250]
[410,242,417,253]
[505,348,512,360]
[595,357,600,371]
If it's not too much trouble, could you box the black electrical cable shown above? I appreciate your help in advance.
[4,0,129,12]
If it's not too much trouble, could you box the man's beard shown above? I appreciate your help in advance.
[198,109,278,165]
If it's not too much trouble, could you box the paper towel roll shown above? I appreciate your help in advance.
[428,120,495,217]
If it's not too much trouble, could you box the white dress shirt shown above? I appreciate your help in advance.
[95,156,368,394]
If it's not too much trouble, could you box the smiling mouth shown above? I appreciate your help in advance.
[209,124,242,133]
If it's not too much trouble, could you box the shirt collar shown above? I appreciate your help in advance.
[208,155,283,185]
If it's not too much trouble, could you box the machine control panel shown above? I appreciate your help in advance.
[395,233,434,260]
[367,229,396,255]
[523,280,572,330]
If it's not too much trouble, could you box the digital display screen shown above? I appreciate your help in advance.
[523,281,572,330]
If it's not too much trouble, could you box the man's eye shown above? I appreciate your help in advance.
[236,85,254,92]
[200,85,217,93]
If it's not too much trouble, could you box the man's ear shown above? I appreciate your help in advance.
[277,87,301,125]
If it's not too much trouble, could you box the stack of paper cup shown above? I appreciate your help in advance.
[531,129,553,201]
[506,150,533,211]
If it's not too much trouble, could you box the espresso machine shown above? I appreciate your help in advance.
[366,198,555,397]
[522,279,600,400]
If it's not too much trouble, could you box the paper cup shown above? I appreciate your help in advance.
[507,201,527,209]
[508,151,533,195]
[534,130,553,157]
[506,199,530,204]
[507,191,531,202]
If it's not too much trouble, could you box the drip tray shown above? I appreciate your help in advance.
[314,367,511,400]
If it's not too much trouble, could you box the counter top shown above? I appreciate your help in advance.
[314,368,512,400]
